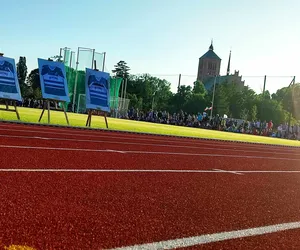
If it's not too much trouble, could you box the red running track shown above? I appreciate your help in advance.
[1,122,300,249]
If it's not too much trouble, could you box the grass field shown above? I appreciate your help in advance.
[0,106,299,147]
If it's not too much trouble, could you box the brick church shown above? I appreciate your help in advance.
[197,41,244,90]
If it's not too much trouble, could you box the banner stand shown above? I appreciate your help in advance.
[38,99,69,125]
[85,61,109,129]
[0,99,20,120]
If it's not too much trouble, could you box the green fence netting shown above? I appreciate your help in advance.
[61,47,120,113]
[110,78,122,110]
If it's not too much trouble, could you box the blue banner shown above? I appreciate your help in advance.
[0,56,22,101]
[38,58,70,102]
[85,68,110,112]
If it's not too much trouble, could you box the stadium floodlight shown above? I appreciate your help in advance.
[210,75,218,120]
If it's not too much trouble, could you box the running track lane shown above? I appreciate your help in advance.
[2,138,300,172]
[1,173,300,249]
[0,122,299,152]
[1,123,300,249]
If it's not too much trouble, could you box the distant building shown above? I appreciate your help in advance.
[204,70,245,90]
[197,42,245,91]
[197,41,221,82]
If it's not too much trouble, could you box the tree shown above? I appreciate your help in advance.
[272,83,300,120]
[127,93,143,109]
[249,105,257,121]
[33,88,42,99]
[16,56,28,95]
[112,61,130,78]
[184,93,208,114]
[212,84,229,116]
[125,74,172,110]
[256,98,287,125]
[193,81,206,96]
[50,55,63,62]
[240,108,249,121]
[170,85,193,112]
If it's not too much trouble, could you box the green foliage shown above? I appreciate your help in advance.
[201,81,293,125]
[126,74,172,110]
[170,85,192,112]
[183,93,207,114]
[256,98,287,125]
[193,81,206,95]
[112,61,130,78]
[249,105,257,121]
[26,68,40,90]
[16,56,28,95]
[22,86,34,98]
[272,83,300,120]
[127,93,143,110]
[212,84,229,116]
[33,88,42,99]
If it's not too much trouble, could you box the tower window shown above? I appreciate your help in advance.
[200,61,203,69]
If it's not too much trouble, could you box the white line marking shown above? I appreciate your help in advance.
[0,144,299,161]
[0,134,299,156]
[33,136,50,140]
[237,170,300,173]
[213,168,243,175]
[106,149,125,154]
[0,169,218,173]
[112,221,300,249]
[0,169,300,173]
[0,126,298,151]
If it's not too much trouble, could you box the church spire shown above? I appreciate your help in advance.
[209,39,214,51]
[226,50,231,75]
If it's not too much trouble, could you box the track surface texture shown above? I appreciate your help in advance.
[1,122,300,250]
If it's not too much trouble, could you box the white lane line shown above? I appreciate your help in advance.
[237,170,300,173]
[112,221,300,250]
[0,126,297,152]
[213,168,243,175]
[106,149,125,154]
[0,144,299,161]
[0,169,300,173]
[0,169,218,173]
[0,134,299,156]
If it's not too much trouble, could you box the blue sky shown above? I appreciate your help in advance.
[1,0,299,93]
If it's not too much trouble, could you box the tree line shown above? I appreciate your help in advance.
[17,57,299,126]
[113,61,299,126]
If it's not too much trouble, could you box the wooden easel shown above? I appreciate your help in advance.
[38,99,69,125]
[85,60,109,129]
[86,109,108,128]
[0,99,20,120]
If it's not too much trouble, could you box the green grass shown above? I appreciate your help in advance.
[1,106,300,147]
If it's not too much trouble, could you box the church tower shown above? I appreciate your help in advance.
[197,41,221,82]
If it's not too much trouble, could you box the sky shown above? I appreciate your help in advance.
[1,0,299,93]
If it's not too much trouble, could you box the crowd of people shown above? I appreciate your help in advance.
[123,108,299,140]
[15,98,74,111]
[12,99,299,140]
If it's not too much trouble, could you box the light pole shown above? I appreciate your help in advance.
[210,75,218,120]
[152,90,157,110]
